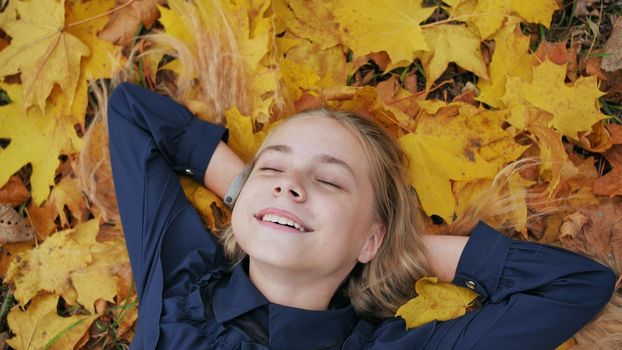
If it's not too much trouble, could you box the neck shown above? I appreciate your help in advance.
[248,258,343,311]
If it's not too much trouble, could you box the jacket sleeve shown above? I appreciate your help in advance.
[107,82,228,300]
[368,221,617,350]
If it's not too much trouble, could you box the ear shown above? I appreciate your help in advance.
[357,223,386,264]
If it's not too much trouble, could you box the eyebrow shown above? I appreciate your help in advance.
[257,144,356,178]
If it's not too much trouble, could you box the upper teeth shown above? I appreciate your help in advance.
[261,214,305,232]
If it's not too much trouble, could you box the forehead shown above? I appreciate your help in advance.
[262,114,370,169]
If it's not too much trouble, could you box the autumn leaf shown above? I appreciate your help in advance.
[180,177,231,233]
[99,0,163,46]
[273,0,341,50]
[399,103,526,223]
[593,145,622,197]
[502,60,608,141]
[477,21,533,108]
[333,0,435,64]
[225,107,272,162]
[396,277,479,329]
[7,293,99,350]
[0,0,90,112]
[6,219,130,313]
[5,220,96,305]
[0,84,83,206]
[420,24,489,87]
[448,0,560,39]
[54,0,122,126]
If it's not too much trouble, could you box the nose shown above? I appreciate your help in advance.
[272,174,306,202]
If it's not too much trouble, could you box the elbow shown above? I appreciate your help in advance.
[599,266,617,306]
[587,265,617,310]
[107,82,134,121]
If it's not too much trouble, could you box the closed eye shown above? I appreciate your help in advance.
[259,167,283,172]
[317,179,341,189]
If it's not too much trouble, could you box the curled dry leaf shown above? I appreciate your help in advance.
[0,204,34,244]
[607,123,622,144]
[559,199,622,272]
[593,145,622,197]
[0,175,30,207]
[574,0,601,16]
[601,17,622,72]
[98,0,163,46]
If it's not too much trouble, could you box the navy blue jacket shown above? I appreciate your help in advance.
[107,82,617,349]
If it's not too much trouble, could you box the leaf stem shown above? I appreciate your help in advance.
[420,13,521,29]
[63,0,138,30]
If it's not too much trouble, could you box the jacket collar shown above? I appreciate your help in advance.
[211,259,360,349]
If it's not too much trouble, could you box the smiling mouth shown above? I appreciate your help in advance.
[255,214,309,233]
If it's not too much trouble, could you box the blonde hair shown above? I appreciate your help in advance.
[219,108,432,320]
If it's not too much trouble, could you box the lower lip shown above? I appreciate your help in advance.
[257,218,307,234]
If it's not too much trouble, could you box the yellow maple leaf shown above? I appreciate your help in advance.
[0,83,82,206]
[324,85,416,134]
[421,24,489,87]
[399,103,524,223]
[7,294,99,350]
[280,58,321,102]
[477,20,533,107]
[0,0,90,112]
[284,39,348,89]
[225,107,272,162]
[333,0,435,63]
[71,239,129,313]
[396,277,479,329]
[52,0,122,126]
[502,60,608,141]
[5,220,97,305]
[273,0,341,50]
[5,218,128,314]
[448,0,559,39]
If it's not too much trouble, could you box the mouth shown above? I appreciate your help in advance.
[254,208,312,233]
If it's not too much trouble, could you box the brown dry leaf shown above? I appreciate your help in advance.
[559,199,622,272]
[602,17,622,72]
[584,56,608,80]
[574,0,601,16]
[47,173,89,228]
[534,40,579,81]
[99,0,163,46]
[607,124,622,144]
[0,175,30,207]
[180,177,231,233]
[26,201,58,240]
[578,121,612,153]
[0,204,35,244]
[593,145,622,197]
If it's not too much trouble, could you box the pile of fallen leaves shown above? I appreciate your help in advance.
[0,0,620,348]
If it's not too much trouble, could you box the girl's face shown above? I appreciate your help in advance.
[231,114,385,281]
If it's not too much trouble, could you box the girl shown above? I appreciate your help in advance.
[107,82,616,349]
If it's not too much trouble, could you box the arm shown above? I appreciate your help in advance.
[205,141,245,199]
[422,234,469,283]
[368,221,617,350]
[107,82,232,299]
